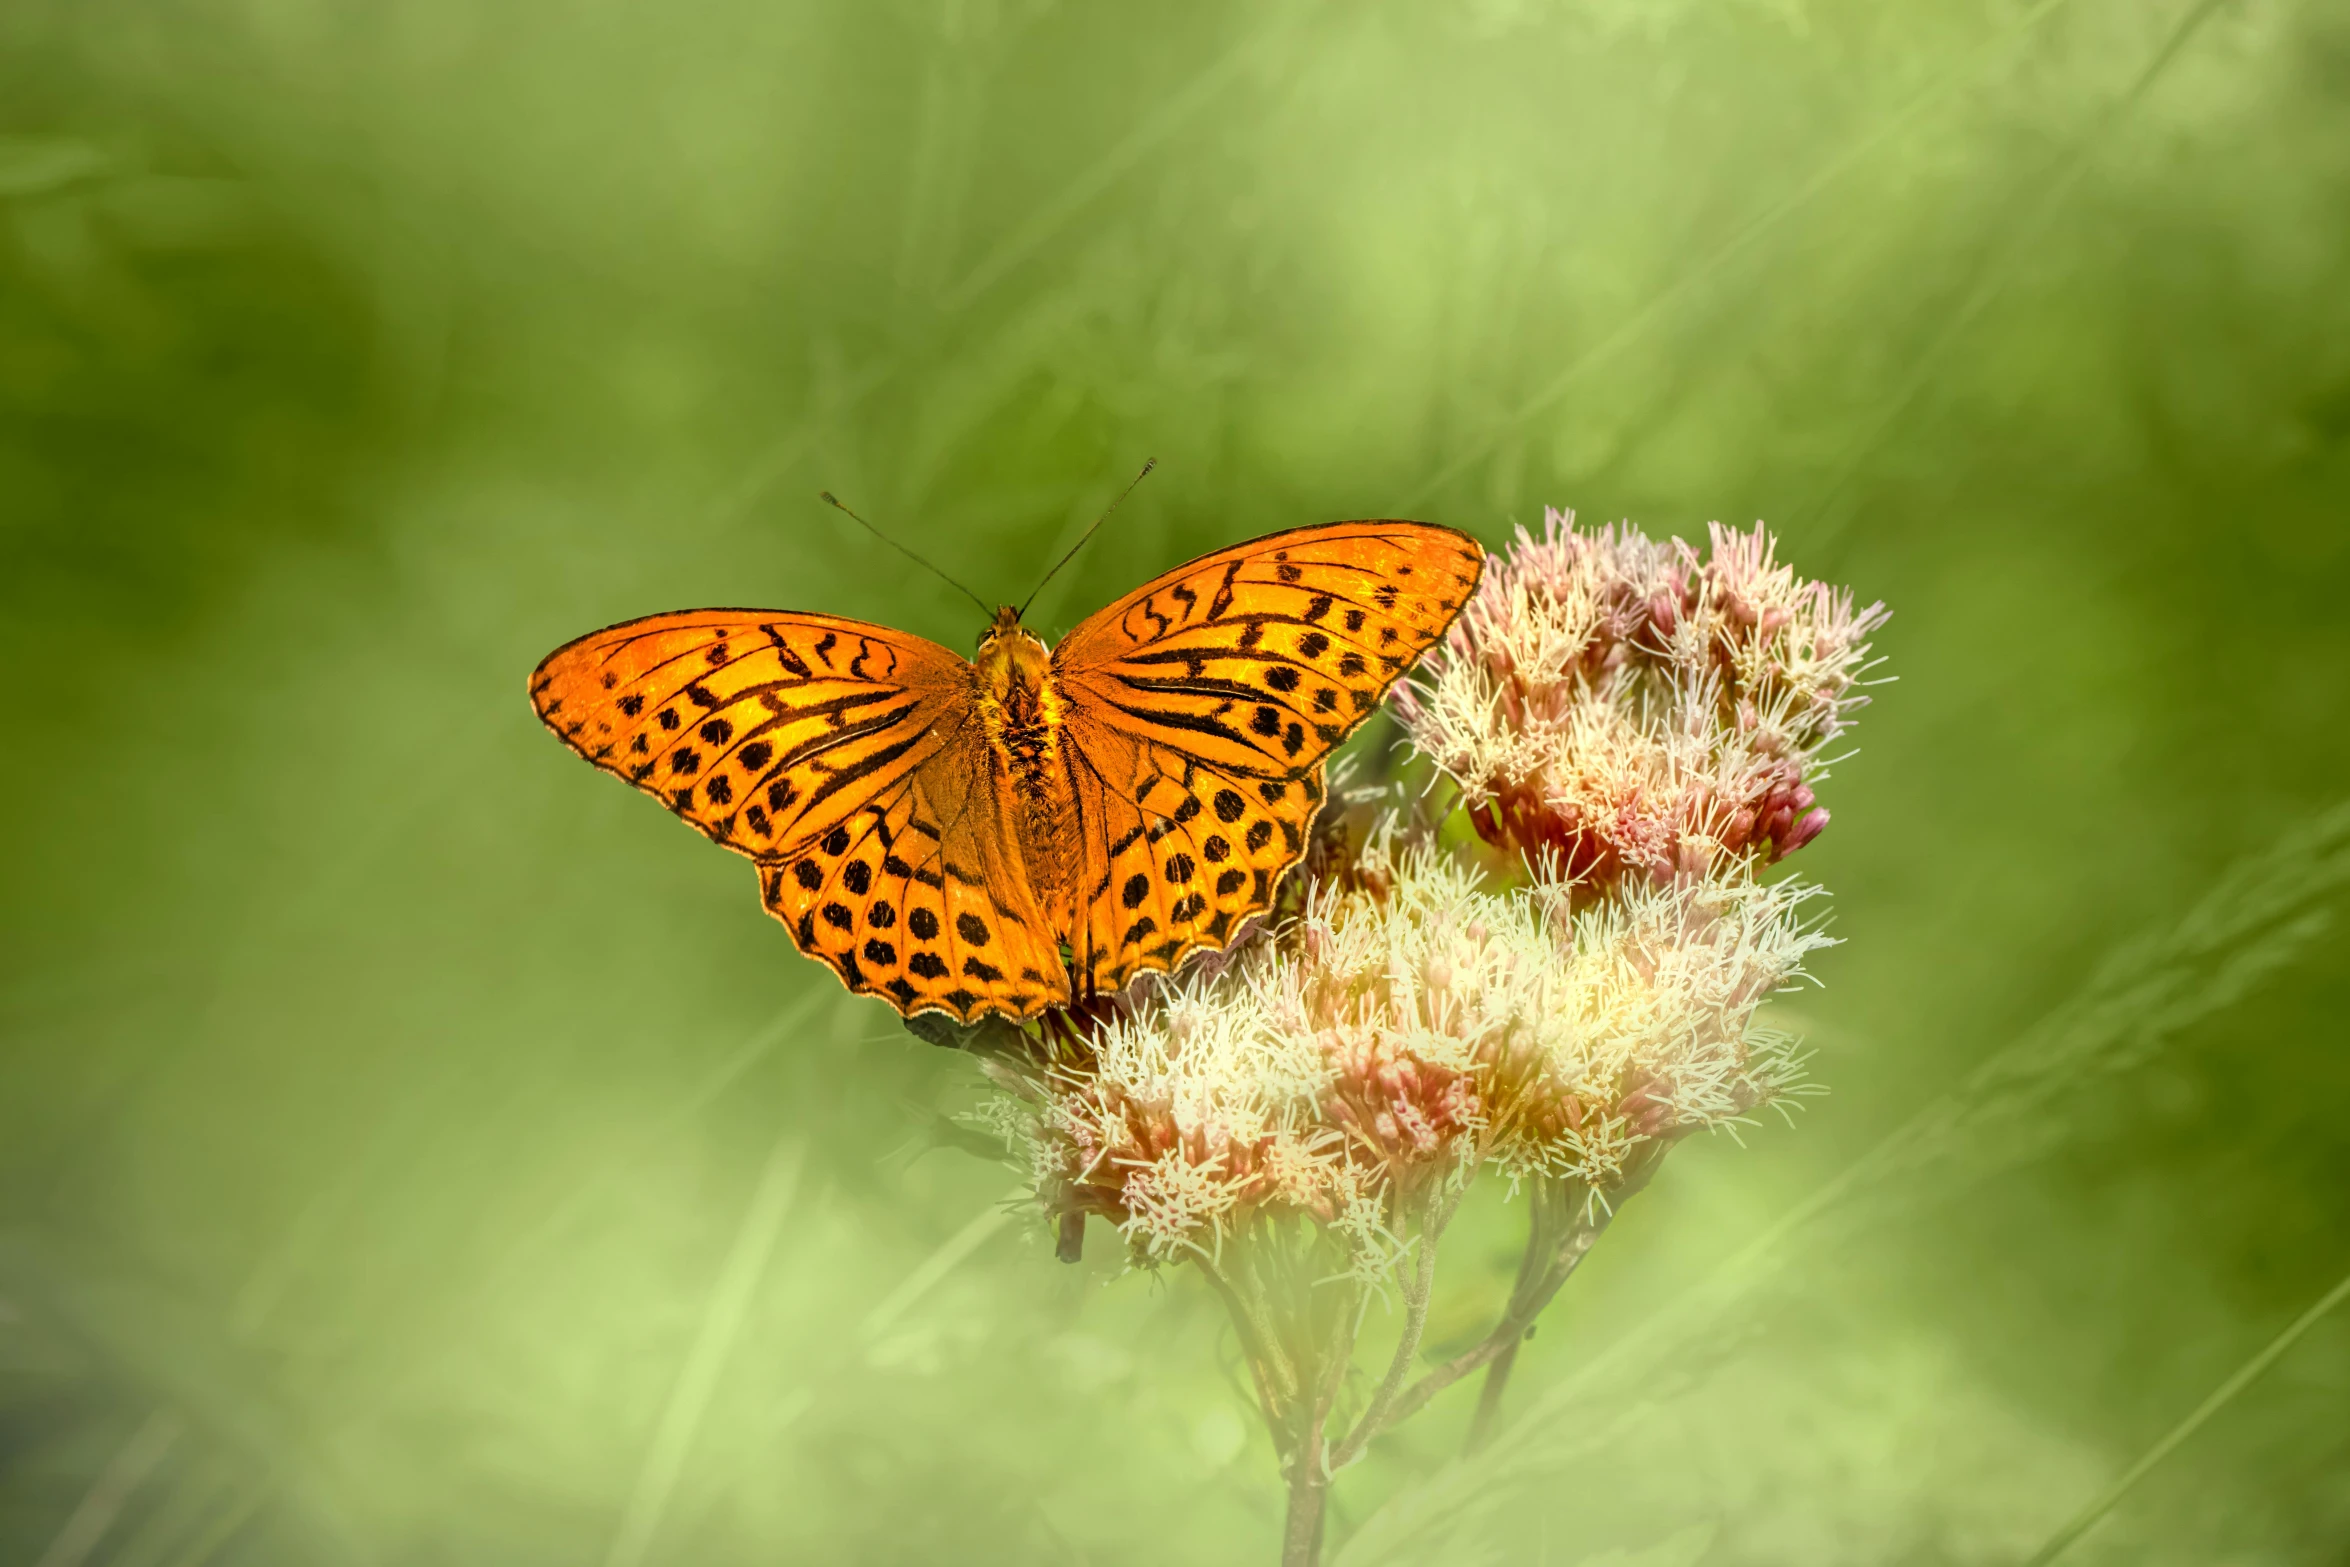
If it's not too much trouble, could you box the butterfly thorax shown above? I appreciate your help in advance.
[974,608,1076,913]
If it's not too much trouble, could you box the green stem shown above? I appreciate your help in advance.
[1330,1187,1457,1470]
[1463,1149,1670,1453]
[1282,1444,1329,1567]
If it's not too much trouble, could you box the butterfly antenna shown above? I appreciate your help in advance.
[817,491,991,616]
[1018,458,1156,621]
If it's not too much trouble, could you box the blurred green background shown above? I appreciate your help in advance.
[4,0,2347,1562]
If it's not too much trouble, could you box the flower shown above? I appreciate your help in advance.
[1485,872,1828,1188]
[983,506,1875,1276]
[951,506,1888,1567]
[1016,835,1826,1264]
[1393,509,1886,886]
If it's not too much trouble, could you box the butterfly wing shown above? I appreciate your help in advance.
[1053,520,1485,992]
[1056,722,1326,996]
[755,725,1070,1022]
[529,609,969,858]
[530,607,1069,1022]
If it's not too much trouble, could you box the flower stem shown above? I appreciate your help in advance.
[1202,1220,1369,1567]
[1462,1331,1524,1453]
[1282,1442,1330,1567]
[1462,1150,1669,1453]
[1330,1187,1457,1470]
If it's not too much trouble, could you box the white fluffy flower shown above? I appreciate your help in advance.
[1020,835,1827,1260]
[1490,873,1829,1185]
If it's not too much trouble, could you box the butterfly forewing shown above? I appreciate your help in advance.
[1053,523,1486,783]
[1053,521,1485,995]
[529,610,966,857]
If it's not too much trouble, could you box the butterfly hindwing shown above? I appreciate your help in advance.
[757,724,1070,1022]
[1060,722,1322,997]
[1053,522,1486,783]
[529,609,966,858]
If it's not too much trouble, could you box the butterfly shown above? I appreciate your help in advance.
[529,521,1485,1023]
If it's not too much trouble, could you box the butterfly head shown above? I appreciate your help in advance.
[975,603,1052,686]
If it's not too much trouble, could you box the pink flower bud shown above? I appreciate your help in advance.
[1782,807,1830,853]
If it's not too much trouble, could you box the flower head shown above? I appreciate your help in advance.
[1486,872,1827,1186]
[1394,509,1886,886]
[1018,833,1825,1263]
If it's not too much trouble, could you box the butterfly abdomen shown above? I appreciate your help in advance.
[976,626,1081,920]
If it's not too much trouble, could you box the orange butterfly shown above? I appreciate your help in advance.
[529,521,1485,1022]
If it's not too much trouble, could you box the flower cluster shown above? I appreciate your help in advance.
[989,513,1879,1275]
[1019,836,1823,1264]
[1392,509,1886,888]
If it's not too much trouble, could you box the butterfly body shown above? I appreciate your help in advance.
[531,521,1483,1023]
[973,606,1077,920]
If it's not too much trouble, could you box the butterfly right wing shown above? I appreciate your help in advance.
[1058,716,1320,999]
[756,716,1070,1022]
[1049,520,1484,994]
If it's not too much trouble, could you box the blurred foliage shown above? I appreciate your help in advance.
[2,0,2346,1563]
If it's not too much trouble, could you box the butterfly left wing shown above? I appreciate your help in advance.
[529,609,969,860]
[754,722,1072,1023]
[1052,520,1484,993]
